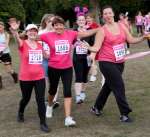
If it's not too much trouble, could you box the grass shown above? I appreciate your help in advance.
[0,40,150,137]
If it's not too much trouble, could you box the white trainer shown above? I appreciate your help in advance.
[76,95,83,104]
[46,105,53,118]
[89,75,96,82]
[65,116,76,127]
[80,92,86,101]
[126,50,130,55]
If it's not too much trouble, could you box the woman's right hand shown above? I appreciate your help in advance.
[9,21,20,31]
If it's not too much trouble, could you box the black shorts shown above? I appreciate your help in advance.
[0,53,12,64]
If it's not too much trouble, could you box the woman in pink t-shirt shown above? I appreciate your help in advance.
[84,6,147,123]
[39,14,60,112]
[40,16,98,127]
[9,23,50,132]
[135,11,144,35]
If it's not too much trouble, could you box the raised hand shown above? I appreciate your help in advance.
[9,21,20,31]
[143,32,150,40]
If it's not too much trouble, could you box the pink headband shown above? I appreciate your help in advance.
[74,6,88,17]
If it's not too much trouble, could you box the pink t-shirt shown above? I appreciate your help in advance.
[135,15,143,26]
[96,24,126,63]
[40,30,78,69]
[19,40,45,81]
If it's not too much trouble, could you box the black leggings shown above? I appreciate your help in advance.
[95,61,132,115]
[18,78,46,124]
[136,25,143,34]
[48,67,73,98]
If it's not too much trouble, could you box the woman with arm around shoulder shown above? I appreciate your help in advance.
[87,5,145,122]
[39,14,60,115]
[9,22,50,132]
[39,16,98,127]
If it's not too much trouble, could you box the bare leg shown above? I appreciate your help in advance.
[64,97,72,117]
[74,82,82,96]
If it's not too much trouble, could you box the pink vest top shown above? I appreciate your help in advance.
[96,24,126,63]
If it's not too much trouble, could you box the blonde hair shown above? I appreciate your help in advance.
[40,14,55,30]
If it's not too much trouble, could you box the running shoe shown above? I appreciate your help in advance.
[46,105,53,118]
[89,75,96,82]
[120,115,133,123]
[65,116,76,127]
[75,95,83,104]
[80,92,86,101]
[53,101,60,109]
[90,106,102,116]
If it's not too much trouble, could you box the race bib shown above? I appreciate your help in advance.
[55,40,70,55]
[76,45,88,54]
[113,43,126,61]
[0,43,6,52]
[29,50,43,64]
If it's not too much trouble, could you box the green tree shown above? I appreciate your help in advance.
[0,0,25,22]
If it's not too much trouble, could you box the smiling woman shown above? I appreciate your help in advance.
[39,15,98,127]
[9,22,50,133]
[84,5,148,123]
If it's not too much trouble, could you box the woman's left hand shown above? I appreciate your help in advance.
[143,32,150,40]
[81,40,90,50]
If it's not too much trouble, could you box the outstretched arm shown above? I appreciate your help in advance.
[77,28,99,39]
[83,28,104,52]
[122,24,145,44]
[9,21,23,47]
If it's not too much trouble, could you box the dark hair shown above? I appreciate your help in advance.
[8,17,17,23]
[102,5,113,13]
[52,16,65,26]
[119,13,125,18]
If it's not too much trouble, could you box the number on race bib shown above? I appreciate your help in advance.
[29,50,43,64]
[55,40,70,55]
[113,43,126,61]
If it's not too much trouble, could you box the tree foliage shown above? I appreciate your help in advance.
[0,0,149,24]
[0,0,25,22]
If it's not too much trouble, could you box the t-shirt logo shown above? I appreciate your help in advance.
[29,50,43,64]
[55,40,70,55]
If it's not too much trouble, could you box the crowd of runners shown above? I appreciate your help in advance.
[0,5,150,133]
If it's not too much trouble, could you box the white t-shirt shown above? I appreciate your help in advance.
[0,33,10,53]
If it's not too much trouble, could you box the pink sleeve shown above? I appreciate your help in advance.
[68,30,78,41]
[40,33,49,43]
